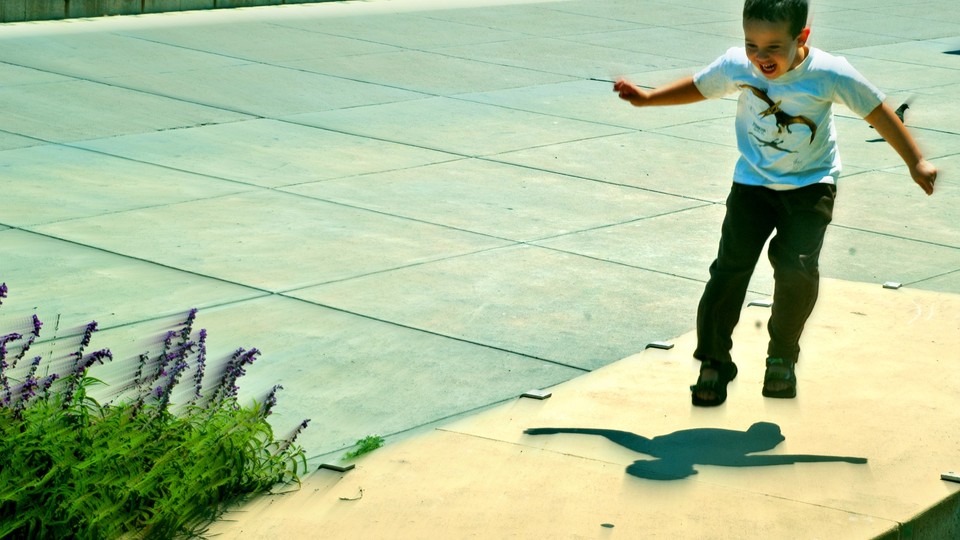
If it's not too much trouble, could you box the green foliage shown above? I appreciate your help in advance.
[0,283,310,540]
[343,435,385,461]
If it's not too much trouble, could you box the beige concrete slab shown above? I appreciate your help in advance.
[0,229,264,333]
[209,279,958,539]
[0,145,253,227]
[71,295,583,457]
[29,190,510,292]
[281,158,708,242]
[0,79,252,143]
[208,430,899,539]
[491,130,740,203]
[290,244,709,370]
[287,97,631,157]
[74,119,458,188]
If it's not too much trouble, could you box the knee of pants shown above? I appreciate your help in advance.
[768,242,822,279]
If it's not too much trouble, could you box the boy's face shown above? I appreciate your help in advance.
[743,18,810,80]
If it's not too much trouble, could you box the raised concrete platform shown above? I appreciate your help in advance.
[0,0,957,536]
[207,280,960,538]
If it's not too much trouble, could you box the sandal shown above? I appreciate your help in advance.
[762,357,797,399]
[690,359,738,407]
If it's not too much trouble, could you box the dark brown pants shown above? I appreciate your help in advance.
[694,182,836,364]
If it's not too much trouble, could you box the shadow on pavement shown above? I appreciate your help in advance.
[525,422,868,481]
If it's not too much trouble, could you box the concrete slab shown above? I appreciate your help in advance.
[873,3,960,25]
[821,227,960,294]
[832,169,959,249]
[0,132,43,152]
[73,294,583,458]
[286,97,631,156]
[435,37,697,80]
[74,119,458,188]
[283,49,577,95]
[841,39,960,69]
[0,145,253,227]
[0,229,264,333]
[0,79,251,143]
[289,244,709,370]
[815,8,960,41]
[848,57,960,94]
[0,1,957,535]
[833,115,960,173]
[0,31,248,79]
[566,26,737,65]
[455,76,739,131]
[906,84,960,136]
[531,204,762,288]
[107,62,428,117]
[269,11,528,49]
[29,190,511,292]
[117,21,399,63]
[419,2,644,37]
[553,0,741,27]
[281,158,708,242]
[491,130,741,203]
[207,279,960,539]
[209,430,901,539]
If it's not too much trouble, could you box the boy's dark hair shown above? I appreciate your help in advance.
[743,0,809,37]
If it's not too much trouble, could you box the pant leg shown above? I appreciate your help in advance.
[766,183,836,362]
[695,184,777,363]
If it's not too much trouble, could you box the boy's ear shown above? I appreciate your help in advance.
[797,27,811,45]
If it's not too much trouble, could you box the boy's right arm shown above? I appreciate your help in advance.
[614,76,707,107]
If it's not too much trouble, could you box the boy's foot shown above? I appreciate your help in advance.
[762,357,797,398]
[690,360,738,407]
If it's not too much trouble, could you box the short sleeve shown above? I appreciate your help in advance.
[693,48,743,99]
[831,57,885,118]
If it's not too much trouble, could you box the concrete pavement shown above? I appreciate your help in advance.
[0,0,958,537]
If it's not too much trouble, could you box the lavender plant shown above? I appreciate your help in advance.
[0,283,310,539]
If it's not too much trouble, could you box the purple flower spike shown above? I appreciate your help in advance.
[0,283,7,305]
[31,315,43,338]
[81,321,98,348]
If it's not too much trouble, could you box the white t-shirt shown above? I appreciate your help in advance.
[694,47,885,189]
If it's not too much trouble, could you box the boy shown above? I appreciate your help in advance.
[613,0,937,406]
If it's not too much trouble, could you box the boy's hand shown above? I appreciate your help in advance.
[614,78,650,106]
[910,159,937,196]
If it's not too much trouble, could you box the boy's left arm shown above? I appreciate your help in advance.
[865,102,937,195]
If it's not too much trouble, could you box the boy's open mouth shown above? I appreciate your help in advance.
[759,62,777,75]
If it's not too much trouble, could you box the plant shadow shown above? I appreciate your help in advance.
[525,422,867,481]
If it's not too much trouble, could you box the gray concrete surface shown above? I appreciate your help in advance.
[0,0,957,477]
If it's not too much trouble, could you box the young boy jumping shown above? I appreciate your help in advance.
[614,0,937,406]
